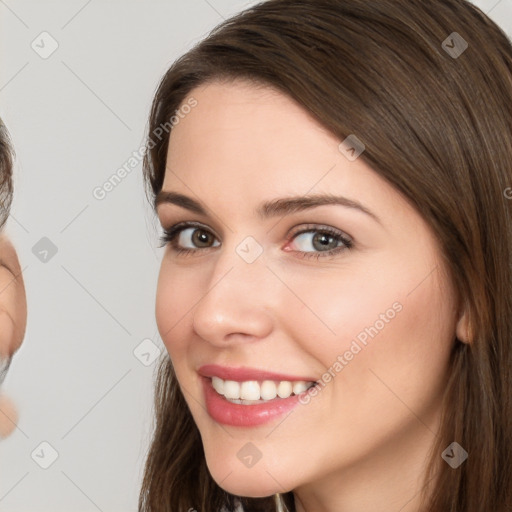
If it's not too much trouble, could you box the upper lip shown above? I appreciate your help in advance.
[198,364,317,382]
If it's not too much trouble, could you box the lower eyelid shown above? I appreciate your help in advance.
[161,224,352,255]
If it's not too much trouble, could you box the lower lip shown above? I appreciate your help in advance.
[202,377,305,427]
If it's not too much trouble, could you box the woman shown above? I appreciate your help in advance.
[0,119,28,439]
[139,0,512,510]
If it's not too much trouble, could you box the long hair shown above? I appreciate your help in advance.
[139,1,512,510]
[0,118,14,230]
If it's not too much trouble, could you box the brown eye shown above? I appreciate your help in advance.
[181,227,216,248]
[287,225,353,260]
[159,222,220,255]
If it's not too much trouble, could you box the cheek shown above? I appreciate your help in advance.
[280,261,403,360]
[330,262,455,417]
[155,261,195,356]
[284,254,454,390]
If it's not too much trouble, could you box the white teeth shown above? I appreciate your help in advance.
[210,377,315,402]
[240,381,260,400]
[277,381,293,398]
[292,381,308,395]
[260,380,277,400]
[223,380,240,399]
[212,376,224,395]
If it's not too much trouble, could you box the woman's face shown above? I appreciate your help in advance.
[155,79,464,501]
[0,233,27,439]
[0,234,26,365]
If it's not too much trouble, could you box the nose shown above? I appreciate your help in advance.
[191,247,275,347]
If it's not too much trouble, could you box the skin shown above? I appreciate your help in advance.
[155,79,471,512]
[0,233,26,361]
[0,233,27,438]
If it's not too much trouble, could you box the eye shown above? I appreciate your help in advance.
[159,221,353,260]
[159,221,219,256]
[286,224,353,260]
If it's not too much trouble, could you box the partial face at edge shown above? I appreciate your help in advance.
[154,79,464,497]
[0,234,26,362]
[0,233,27,438]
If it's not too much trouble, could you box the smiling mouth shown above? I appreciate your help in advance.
[209,376,316,404]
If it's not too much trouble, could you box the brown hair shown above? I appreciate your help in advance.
[139,1,512,510]
[0,119,14,230]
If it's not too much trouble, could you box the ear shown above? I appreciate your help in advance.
[0,234,27,359]
[455,298,472,344]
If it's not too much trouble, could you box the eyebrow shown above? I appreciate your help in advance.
[155,191,381,224]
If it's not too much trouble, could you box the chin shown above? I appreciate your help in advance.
[205,454,288,498]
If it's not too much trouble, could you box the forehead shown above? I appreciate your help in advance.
[166,80,353,190]
[162,79,414,229]
[168,78,332,155]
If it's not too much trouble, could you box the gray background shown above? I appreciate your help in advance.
[0,1,510,510]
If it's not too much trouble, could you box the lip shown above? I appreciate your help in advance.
[198,364,319,427]
[198,364,317,383]
[201,376,310,427]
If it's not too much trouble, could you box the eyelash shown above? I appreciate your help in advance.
[158,221,353,260]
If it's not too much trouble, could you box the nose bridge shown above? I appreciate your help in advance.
[207,233,269,296]
[191,235,274,344]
